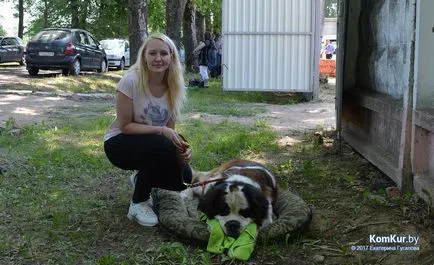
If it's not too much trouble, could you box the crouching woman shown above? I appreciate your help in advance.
[103,33,192,227]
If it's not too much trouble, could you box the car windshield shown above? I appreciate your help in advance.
[31,30,70,42]
[101,40,123,50]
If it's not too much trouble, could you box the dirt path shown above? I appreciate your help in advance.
[0,91,114,126]
[187,101,335,135]
[0,80,336,135]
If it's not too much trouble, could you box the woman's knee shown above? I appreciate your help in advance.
[104,140,134,169]
[155,136,178,157]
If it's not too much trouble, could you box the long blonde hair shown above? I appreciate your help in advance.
[129,33,186,121]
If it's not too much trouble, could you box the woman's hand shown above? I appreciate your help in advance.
[161,126,187,150]
[160,126,191,163]
[178,147,192,164]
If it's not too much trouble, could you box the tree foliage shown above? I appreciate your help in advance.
[0,24,6,35]
[88,0,129,39]
[324,0,338,18]
[194,0,221,33]
[24,0,128,39]
[148,0,166,33]
[3,0,223,65]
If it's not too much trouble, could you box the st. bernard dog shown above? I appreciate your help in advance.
[180,159,278,237]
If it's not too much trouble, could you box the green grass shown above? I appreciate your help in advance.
[0,72,291,264]
[185,76,304,116]
[1,117,433,264]
[179,119,279,170]
[188,77,304,103]
[0,104,282,264]
[1,76,432,265]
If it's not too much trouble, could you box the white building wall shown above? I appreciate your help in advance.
[222,0,320,93]
[322,18,337,40]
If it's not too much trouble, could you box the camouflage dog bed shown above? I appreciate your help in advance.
[151,188,312,246]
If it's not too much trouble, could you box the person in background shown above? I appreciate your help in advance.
[103,33,192,227]
[214,32,223,67]
[211,32,223,78]
[322,39,335,59]
[193,32,215,87]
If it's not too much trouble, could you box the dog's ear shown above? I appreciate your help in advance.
[198,183,229,218]
[242,185,269,225]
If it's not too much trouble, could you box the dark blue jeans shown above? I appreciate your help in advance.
[104,133,192,203]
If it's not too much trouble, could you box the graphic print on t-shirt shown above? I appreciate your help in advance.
[141,101,169,126]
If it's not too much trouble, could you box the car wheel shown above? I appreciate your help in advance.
[117,58,125,70]
[70,59,81,76]
[98,59,107,73]
[28,67,39,76]
[19,53,26,66]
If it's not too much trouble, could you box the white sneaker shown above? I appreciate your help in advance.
[127,201,158,227]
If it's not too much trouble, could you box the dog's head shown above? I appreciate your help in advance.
[198,181,269,237]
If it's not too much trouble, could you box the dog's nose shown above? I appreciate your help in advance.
[225,220,241,237]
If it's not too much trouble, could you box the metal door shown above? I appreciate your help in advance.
[222,0,321,96]
[86,34,102,68]
[77,31,92,68]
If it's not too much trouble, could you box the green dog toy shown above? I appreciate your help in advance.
[202,214,257,261]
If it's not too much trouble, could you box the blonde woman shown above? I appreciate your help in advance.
[103,33,192,226]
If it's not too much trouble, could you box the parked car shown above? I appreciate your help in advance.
[25,28,107,76]
[0,36,26,65]
[100,39,130,70]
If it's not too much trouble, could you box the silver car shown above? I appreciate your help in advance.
[100,39,130,70]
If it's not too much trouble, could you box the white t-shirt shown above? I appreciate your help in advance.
[103,70,172,141]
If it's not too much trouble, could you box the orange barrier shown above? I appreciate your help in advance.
[319,59,336,77]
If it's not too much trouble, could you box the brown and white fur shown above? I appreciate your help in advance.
[180,159,278,237]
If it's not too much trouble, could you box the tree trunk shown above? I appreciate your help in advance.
[43,0,49,28]
[166,0,188,49]
[128,0,148,65]
[196,10,205,42]
[71,0,80,28]
[79,1,88,29]
[18,0,24,38]
[182,0,197,72]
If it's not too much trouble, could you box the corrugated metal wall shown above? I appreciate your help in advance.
[222,0,320,92]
